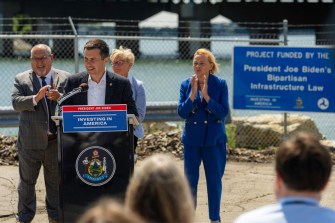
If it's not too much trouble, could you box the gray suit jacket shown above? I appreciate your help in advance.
[12,68,70,150]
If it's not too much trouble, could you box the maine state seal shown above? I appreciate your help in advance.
[76,146,116,186]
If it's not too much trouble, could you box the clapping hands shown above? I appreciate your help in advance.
[190,74,209,103]
[46,84,61,101]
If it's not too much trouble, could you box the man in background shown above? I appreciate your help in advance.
[12,44,70,223]
[234,132,335,223]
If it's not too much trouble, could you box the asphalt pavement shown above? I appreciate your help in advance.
[1,161,335,223]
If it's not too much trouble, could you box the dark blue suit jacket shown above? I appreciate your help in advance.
[63,71,138,116]
[178,74,229,147]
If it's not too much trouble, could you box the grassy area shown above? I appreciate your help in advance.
[226,124,236,149]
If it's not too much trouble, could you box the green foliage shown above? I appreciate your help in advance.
[258,146,265,151]
[226,124,236,149]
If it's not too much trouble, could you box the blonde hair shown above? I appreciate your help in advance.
[110,46,135,65]
[125,154,194,223]
[77,198,145,223]
[194,48,219,74]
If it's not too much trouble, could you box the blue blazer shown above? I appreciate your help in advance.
[128,74,146,138]
[178,74,229,147]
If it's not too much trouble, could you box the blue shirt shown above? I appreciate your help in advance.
[234,196,335,223]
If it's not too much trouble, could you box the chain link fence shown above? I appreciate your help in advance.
[0,17,334,147]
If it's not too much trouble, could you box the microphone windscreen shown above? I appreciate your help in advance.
[79,83,89,92]
[57,86,63,93]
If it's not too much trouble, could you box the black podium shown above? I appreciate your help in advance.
[52,114,138,223]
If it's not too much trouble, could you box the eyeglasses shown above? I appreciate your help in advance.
[111,60,126,66]
[31,56,49,62]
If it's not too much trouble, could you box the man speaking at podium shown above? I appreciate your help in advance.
[63,38,137,115]
[60,39,138,221]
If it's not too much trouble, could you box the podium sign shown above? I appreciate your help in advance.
[62,104,128,132]
[55,105,135,222]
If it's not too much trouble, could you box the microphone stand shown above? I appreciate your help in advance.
[52,84,88,221]
[55,87,84,116]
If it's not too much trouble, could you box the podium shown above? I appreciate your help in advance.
[52,113,138,223]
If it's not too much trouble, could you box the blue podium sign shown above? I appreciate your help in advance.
[62,104,128,133]
[233,46,335,112]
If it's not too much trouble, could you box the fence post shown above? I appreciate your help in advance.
[283,19,288,46]
[68,16,79,73]
[283,19,288,139]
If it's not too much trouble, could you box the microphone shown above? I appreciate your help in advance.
[55,83,89,115]
[78,83,89,92]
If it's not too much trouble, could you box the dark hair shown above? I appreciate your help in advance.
[276,132,332,191]
[84,39,109,59]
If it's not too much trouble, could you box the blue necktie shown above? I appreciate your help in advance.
[41,77,56,134]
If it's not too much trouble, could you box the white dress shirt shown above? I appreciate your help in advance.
[87,71,106,105]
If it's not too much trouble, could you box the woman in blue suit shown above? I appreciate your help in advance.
[178,48,229,223]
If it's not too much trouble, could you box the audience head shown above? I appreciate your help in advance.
[125,154,194,223]
[30,44,54,77]
[110,46,135,77]
[275,132,332,198]
[77,198,144,223]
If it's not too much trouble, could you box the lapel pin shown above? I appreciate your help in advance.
[109,83,113,87]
